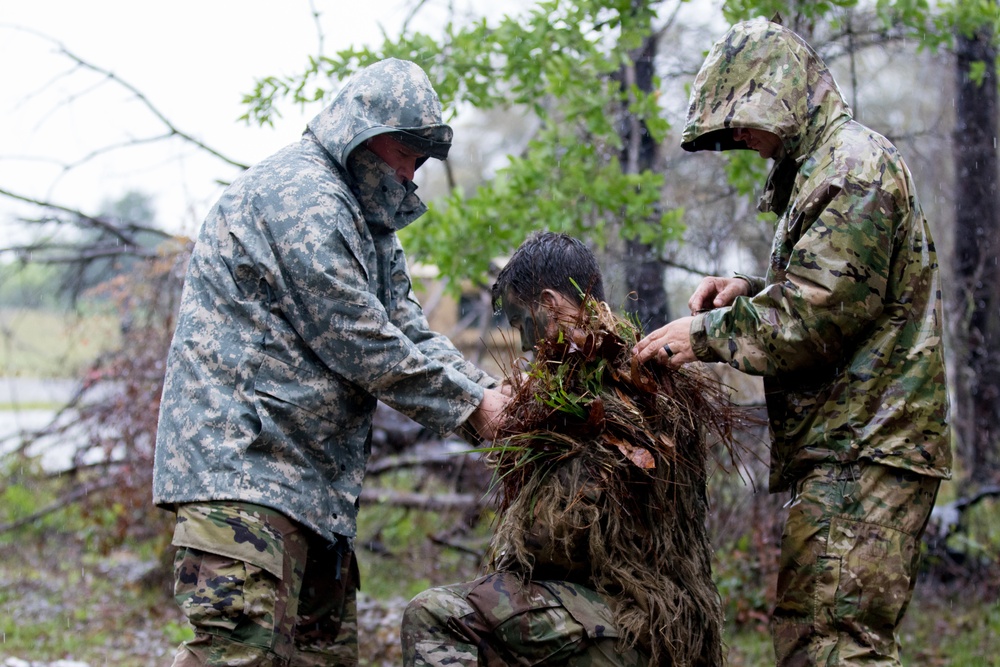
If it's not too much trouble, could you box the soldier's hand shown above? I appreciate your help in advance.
[688,276,750,313]
[468,388,509,441]
[633,316,696,368]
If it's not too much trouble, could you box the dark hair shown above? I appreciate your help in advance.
[492,231,605,311]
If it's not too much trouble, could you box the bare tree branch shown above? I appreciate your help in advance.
[0,186,174,250]
[1,27,249,173]
[402,0,434,36]
[360,487,480,511]
[53,43,250,170]
[0,478,118,534]
[308,0,326,56]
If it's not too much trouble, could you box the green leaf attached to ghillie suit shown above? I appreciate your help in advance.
[485,299,739,666]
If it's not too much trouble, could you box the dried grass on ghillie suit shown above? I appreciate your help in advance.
[486,300,739,666]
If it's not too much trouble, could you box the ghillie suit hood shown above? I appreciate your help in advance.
[487,300,738,666]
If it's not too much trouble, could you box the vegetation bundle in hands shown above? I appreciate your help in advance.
[485,298,741,666]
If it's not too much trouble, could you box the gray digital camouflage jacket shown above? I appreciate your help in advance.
[154,59,493,544]
[681,19,951,492]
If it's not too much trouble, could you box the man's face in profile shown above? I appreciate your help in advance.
[500,288,583,353]
[500,289,545,353]
[365,135,426,183]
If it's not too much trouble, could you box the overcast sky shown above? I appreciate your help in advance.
[0,0,494,236]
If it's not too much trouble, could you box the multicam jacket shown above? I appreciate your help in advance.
[682,19,951,492]
[154,59,492,544]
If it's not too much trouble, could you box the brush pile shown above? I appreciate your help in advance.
[486,299,740,666]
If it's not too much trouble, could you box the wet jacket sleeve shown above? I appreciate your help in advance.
[692,177,896,376]
[263,195,485,435]
[386,238,498,390]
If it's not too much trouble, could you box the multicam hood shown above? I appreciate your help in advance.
[306,57,453,169]
[681,18,852,162]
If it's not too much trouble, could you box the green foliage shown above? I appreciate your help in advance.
[723,627,775,665]
[722,0,859,23]
[969,58,990,85]
[241,0,684,291]
[164,619,196,645]
[711,524,776,632]
[944,497,1000,563]
[873,0,994,52]
[0,459,65,537]
[1,481,45,525]
[724,0,1000,54]
[944,0,1000,41]
[723,150,771,200]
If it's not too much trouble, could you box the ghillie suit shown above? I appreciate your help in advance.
[486,298,737,666]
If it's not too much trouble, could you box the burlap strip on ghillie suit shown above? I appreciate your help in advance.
[486,299,738,666]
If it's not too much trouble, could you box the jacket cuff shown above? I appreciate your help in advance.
[689,312,716,362]
[733,273,764,295]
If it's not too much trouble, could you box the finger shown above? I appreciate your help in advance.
[639,334,669,362]
[688,287,713,313]
[688,277,721,313]
[715,280,748,307]
[633,327,665,360]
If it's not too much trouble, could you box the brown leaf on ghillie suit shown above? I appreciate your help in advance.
[485,299,743,666]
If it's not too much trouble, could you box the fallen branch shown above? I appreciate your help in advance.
[928,484,1000,544]
[360,487,481,512]
[0,479,117,534]
[365,448,476,476]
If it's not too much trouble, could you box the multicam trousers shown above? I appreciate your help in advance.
[772,462,941,666]
[401,572,648,667]
[168,501,359,667]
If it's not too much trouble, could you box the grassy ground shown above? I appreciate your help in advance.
[0,308,119,380]
[0,516,1000,667]
[1,307,998,665]
[2,441,998,666]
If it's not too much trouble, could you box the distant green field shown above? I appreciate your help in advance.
[0,308,120,378]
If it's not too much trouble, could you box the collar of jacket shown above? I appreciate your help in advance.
[757,114,852,216]
[346,146,427,233]
[758,156,799,216]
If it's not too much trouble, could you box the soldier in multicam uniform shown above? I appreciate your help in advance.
[402,232,730,666]
[153,58,508,666]
[634,18,952,667]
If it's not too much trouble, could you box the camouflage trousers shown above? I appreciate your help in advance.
[401,572,648,667]
[168,501,359,666]
[772,462,941,666]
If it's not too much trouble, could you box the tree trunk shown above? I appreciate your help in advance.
[953,21,1000,485]
[621,33,670,331]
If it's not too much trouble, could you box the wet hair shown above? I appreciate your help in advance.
[492,231,605,312]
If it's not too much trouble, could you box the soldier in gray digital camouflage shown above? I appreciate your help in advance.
[401,232,736,666]
[634,18,952,667]
[153,58,508,666]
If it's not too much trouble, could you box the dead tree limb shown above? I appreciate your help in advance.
[360,487,481,512]
[0,478,117,534]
